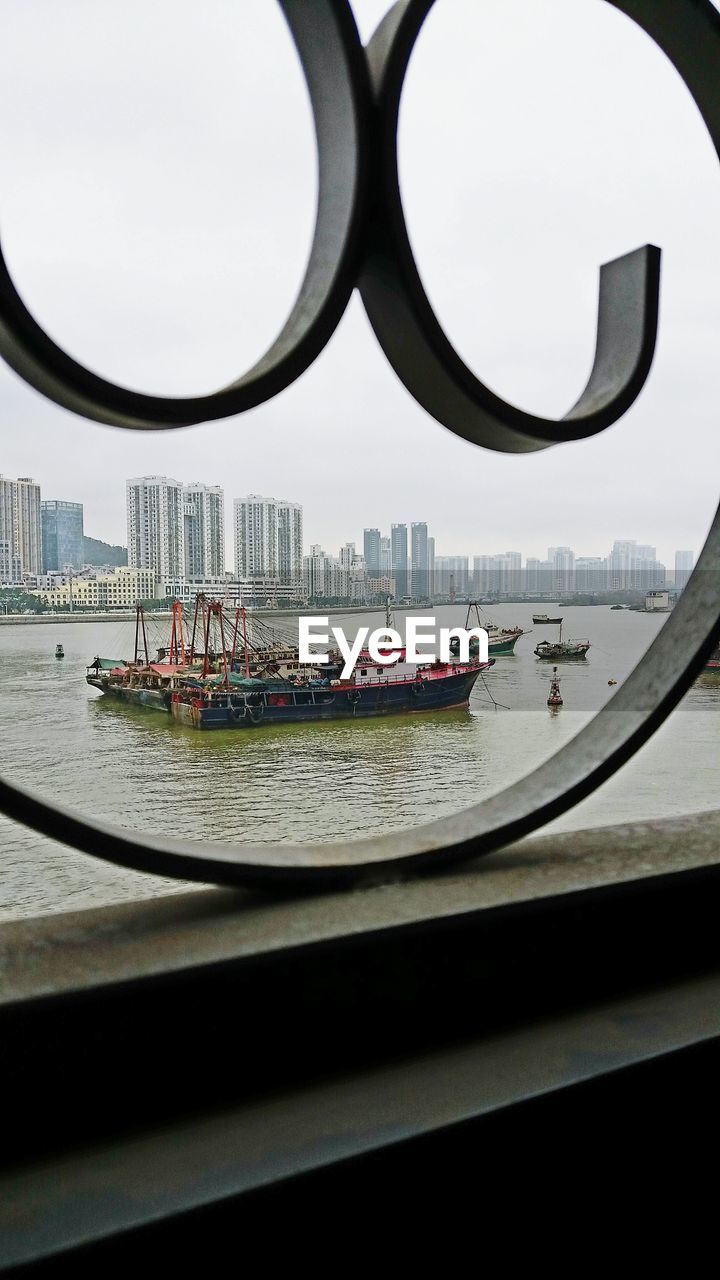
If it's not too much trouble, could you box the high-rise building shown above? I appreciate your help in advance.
[363,528,381,578]
[674,550,694,590]
[127,476,184,580]
[380,536,391,574]
[15,478,42,574]
[410,522,429,599]
[234,495,303,586]
[0,540,22,584]
[183,484,225,580]
[41,500,84,571]
[434,556,470,596]
[427,536,435,599]
[234,495,276,578]
[0,476,15,554]
[276,500,303,586]
[391,523,408,600]
[575,557,606,593]
[548,546,575,595]
[607,540,664,590]
[525,558,543,594]
[303,544,337,599]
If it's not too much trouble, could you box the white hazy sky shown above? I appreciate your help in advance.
[0,0,718,567]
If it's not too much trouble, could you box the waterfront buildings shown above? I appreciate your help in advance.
[31,567,158,611]
[127,476,184,580]
[41,500,84,571]
[161,577,301,609]
[183,484,224,581]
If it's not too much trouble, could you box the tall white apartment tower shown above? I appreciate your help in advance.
[183,484,225,580]
[0,476,16,557]
[234,495,277,578]
[15,477,42,574]
[234,495,303,584]
[276,500,303,586]
[127,476,184,580]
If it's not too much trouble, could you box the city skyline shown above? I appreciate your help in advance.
[0,469,700,583]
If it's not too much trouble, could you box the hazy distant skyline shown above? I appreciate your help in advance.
[1,461,695,568]
[0,0,718,566]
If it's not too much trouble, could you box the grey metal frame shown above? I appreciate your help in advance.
[0,0,718,886]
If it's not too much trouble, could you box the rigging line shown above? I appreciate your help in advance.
[479,673,510,711]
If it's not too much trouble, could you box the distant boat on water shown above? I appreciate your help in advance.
[451,602,527,657]
[534,621,590,661]
[532,612,563,625]
[55,644,64,659]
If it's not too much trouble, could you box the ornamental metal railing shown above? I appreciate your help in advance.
[0,0,719,889]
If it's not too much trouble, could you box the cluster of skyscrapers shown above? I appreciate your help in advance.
[435,542,695,597]
[0,474,84,582]
[0,467,699,608]
[126,478,303,600]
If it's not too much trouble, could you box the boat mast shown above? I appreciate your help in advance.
[134,604,140,665]
[241,605,250,678]
[168,601,186,665]
[141,606,149,667]
[230,608,240,670]
[189,593,203,662]
[202,602,212,678]
[217,602,229,687]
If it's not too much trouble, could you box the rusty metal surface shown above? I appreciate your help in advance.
[0,0,718,885]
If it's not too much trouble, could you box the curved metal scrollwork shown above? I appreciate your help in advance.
[0,0,719,887]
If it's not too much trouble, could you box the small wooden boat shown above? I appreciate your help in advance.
[55,644,64,659]
[534,622,589,660]
[532,613,563,624]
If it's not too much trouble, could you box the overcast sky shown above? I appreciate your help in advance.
[0,0,718,567]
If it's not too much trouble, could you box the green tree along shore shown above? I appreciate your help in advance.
[0,588,48,614]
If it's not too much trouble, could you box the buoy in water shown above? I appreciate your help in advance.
[547,666,563,707]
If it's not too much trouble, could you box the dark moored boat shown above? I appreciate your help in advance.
[534,622,590,660]
[55,644,64,659]
[170,652,494,730]
[87,601,495,729]
[532,613,563,625]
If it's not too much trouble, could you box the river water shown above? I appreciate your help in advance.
[0,603,718,920]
